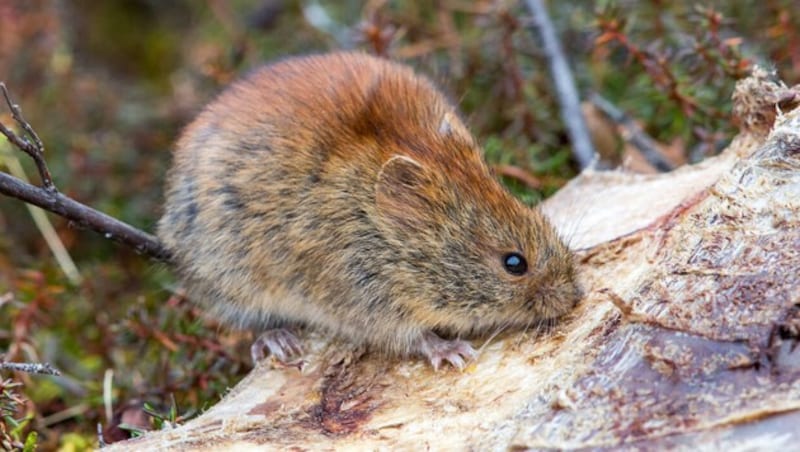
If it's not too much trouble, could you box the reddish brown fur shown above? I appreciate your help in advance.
[157,52,580,361]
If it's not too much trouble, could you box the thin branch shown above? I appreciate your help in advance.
[0,361,61,376]
[493,164,543,190]
[97,423,107,449]
[0,83,171,262]
[523,0,596,169]
[0,82,55,191]
[0,171,170,261]
[589,93,675,172]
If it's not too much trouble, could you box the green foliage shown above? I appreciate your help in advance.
[0,0,798,446]
[58,432,93,452]
[585,2,756,159]
[22,430,37,452]
[1,377,36,450]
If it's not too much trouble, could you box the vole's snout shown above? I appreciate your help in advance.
[533,276,583,320]
[571,282,585,306]
[560,280,584,313]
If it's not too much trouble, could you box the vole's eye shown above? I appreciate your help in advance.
[502,252,528,275]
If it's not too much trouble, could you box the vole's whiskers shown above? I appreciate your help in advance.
[515,318,536,348]
[477,322,509,356]
[559,200,588,251]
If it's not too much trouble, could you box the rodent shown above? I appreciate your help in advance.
[157,52,581,370]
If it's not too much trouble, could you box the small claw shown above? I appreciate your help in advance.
[250,328,303,365]
[250,341,266,362]
[417,331,477,371]
[448,354,465,371]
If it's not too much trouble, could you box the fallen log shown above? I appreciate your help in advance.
[110,68,800,450]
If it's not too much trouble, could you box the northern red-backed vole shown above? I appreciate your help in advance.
[157,52,581,370]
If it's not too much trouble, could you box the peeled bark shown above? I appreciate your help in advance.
[110,70,800,450]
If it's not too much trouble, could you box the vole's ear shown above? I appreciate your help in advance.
[375,155,437,231]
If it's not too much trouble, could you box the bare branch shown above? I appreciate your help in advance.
[0,171,170,261]
[0,82,55,191]
[589,93,675,172]
[493,164,543,190]
[0,361,61,376]
[523,0,596,169]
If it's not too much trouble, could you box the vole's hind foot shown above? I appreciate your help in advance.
[418,331,477,371]
[250,328,303,364]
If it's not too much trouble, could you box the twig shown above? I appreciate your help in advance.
[0,361,61,376]
[589,93,674,172]
[0,83,171,262]
[42,403,90,427]
[0,83,55,191]
[97,423,107,448]
[523,0,595,169]
[493,164,542,190]
[0,171,170,260]
[103,369,114,423]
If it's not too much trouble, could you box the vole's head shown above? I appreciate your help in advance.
[374,142,582,339]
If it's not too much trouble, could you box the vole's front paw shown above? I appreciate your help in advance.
[250,328,303,364]
[417,331,477,371]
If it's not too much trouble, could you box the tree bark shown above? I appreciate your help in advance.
[109,70,800,450]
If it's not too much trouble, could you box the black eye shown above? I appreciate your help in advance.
[502,252,528,275]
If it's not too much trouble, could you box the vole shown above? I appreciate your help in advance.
[157,52,581,370]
